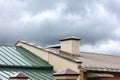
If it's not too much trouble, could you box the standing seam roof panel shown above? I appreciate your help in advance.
[0,46,51,67]
[2,46,30,66]
[7,47,32,66]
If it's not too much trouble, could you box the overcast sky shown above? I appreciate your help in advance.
[0,0,120,55]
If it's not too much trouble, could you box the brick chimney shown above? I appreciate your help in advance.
[9,72,29,80]
[60,36,80,55]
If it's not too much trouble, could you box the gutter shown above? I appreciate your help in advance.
[0,65,53,70]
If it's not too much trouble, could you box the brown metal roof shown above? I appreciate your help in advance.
[45,48,120,72]
[80,52,120,72]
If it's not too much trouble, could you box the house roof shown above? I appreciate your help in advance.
[0,45,54,80]
[79,52,120,72]
[0,46,51,68]
[0,67,53,80]
[15,41,120,73]
[47,48,120,72]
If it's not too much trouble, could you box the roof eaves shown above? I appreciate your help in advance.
[0,65,53,70]
[84,67,120,73]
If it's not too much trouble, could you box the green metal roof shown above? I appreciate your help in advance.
[0,67,54,80]
[0,46,51,67]
[0,46,54,80]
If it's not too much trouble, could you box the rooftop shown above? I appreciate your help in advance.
[44,47,120,72]
[16,40,120,73]
[0,45,51,68]
[0,67,53,80]
[0,45,54,80]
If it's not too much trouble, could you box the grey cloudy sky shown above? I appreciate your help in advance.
[0,0,120,55]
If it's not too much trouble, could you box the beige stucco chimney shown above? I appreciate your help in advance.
[60,37,80,55]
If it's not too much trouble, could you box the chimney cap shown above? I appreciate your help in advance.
[60,36,81,41]
[53,68,80,76]
[9,72,29,79]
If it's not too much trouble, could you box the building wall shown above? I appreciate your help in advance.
[16,42,80,73]
[49,52,80,72]
[16,42,120,80]
[80,71,87,80]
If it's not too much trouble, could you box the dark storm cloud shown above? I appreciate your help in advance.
[0,0,120,54]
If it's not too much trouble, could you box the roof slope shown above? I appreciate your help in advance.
[46,48,120,72]
[80,52,120,72]
[0,46,54,80]
[0,46,51,68]
[15,41,120,72]
[0,67,53,80]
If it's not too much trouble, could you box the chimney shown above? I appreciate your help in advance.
[60,36,80,55]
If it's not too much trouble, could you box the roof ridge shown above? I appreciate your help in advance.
[16,41,48,52]
[16,41,120,57]
[80,51,120,57]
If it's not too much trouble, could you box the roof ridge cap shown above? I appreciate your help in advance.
[16,40,48,51]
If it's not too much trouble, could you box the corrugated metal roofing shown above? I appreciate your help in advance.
[0,46,50,67]
[0,46,54,80]
[80,52,120,72]
[0,67,54,80]
[45,47,120,72]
